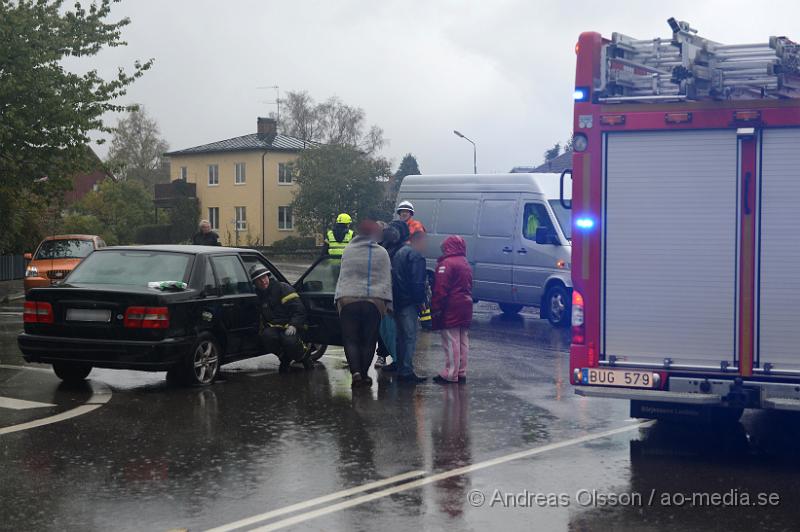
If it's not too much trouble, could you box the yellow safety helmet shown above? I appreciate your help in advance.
[336,213,352,224]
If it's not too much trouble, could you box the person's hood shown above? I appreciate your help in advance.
[441,235,466,257]
[389,220,410,243]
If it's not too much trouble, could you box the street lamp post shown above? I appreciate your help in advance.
[453,130,477,174]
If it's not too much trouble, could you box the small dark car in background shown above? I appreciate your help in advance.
[18,246,343,386]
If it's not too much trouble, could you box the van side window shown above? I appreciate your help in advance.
[522,203,555,241]
[478,200,516,237]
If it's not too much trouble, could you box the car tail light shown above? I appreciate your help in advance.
[572,291,585,344]
[23,301,54,324]
[124,306,169,329]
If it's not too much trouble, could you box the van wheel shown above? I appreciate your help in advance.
[499,303,523,315]
[53,363,92,383]
[178,333,221,386]
[545,284,571,327]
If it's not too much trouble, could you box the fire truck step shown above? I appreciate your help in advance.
[762,397,800,411]
[575,386,722,405]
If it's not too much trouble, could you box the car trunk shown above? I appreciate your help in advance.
[26,284,182,341]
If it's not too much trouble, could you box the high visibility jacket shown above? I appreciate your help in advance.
[406,218,426,236]
[326,229,353,257]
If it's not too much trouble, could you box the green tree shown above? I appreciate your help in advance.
[0,0,152,253]
[291,145,390,236]
[392,153,421,200]
[106,106,170,190]
[70,179,153,244]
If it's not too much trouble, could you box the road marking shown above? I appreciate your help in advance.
[0,396,56,410]
[221,420,652,532]
[205,470,427,532]
[0,365,112,436]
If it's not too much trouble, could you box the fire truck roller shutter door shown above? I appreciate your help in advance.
[603,130,738,368]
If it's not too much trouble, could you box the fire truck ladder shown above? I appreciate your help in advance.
[597,18,800,103]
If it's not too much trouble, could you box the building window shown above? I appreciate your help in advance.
[278,163,293,184]
[180,166,188,180]
[208,164,219,185]
[208,207,219,230]
[235,162,246,184]
[235,206,247,231]
[278,206,293,230]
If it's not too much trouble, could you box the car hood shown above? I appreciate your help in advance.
[29,258,82,270]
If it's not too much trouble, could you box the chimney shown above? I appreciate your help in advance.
[257,117,277,139]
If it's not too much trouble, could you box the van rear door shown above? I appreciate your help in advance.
[474,195,519,303]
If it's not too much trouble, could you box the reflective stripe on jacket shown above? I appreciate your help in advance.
[326,229,353,257]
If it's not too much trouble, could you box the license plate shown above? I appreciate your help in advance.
[580,368,656,389]
[66,308,112,323]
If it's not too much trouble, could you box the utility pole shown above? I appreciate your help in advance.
[257,85,280,124]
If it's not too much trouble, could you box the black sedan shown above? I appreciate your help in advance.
[18,245,344,385]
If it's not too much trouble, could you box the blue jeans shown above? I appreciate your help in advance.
[379,315,397,358]
[394,305,419,376]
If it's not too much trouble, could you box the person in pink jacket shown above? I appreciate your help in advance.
[431,235,473,384]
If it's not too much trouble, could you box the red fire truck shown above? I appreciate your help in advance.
[568,19,800,422]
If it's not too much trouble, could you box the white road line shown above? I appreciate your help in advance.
[0,368,112,435]
[0,396,56,410]
[242,421,653,532]
[0,364,52,373]
[205,470,427,532]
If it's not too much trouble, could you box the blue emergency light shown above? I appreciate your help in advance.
[573,87,590,102]
[576,217,595,229]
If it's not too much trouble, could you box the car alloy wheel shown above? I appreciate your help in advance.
[193,339,219,385]
[550,293,566,323]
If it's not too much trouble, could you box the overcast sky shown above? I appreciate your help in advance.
[86,0,798,174]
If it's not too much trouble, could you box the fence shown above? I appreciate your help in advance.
[0,255,26,281]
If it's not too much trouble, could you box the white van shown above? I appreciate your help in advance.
[398,173,572,326]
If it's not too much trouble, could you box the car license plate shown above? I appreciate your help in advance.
[66,308,111,323]
[580,368,656,389]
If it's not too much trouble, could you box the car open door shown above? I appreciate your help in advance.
[294,256,343,346]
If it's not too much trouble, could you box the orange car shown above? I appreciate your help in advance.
[24,235,106,293]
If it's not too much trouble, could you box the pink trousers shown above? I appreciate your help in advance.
[439,327,469,382]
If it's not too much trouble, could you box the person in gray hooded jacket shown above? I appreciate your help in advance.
[334,218,393,388]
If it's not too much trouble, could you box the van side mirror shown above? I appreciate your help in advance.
[535,227,560,246]
[23,253,32,261]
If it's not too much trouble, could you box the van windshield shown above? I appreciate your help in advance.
[548,200,572,241]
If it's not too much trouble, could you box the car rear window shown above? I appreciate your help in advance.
[67,250,193,286]
[35,239,94,260]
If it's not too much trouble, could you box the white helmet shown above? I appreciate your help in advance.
[396,200,414,215]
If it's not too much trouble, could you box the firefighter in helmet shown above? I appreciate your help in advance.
[324,213,354,257]
[250,265,311,373]
[396,201,426,237]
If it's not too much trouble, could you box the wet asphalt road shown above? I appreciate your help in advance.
[2,264,800,531]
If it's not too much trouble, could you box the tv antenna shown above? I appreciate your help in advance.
[257,85,280,124]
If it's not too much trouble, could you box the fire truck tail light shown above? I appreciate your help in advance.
[572,291,585,345]
[665,112,692,124]
[572,133,589,152]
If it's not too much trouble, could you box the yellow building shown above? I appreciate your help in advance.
[165,117,312,246]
